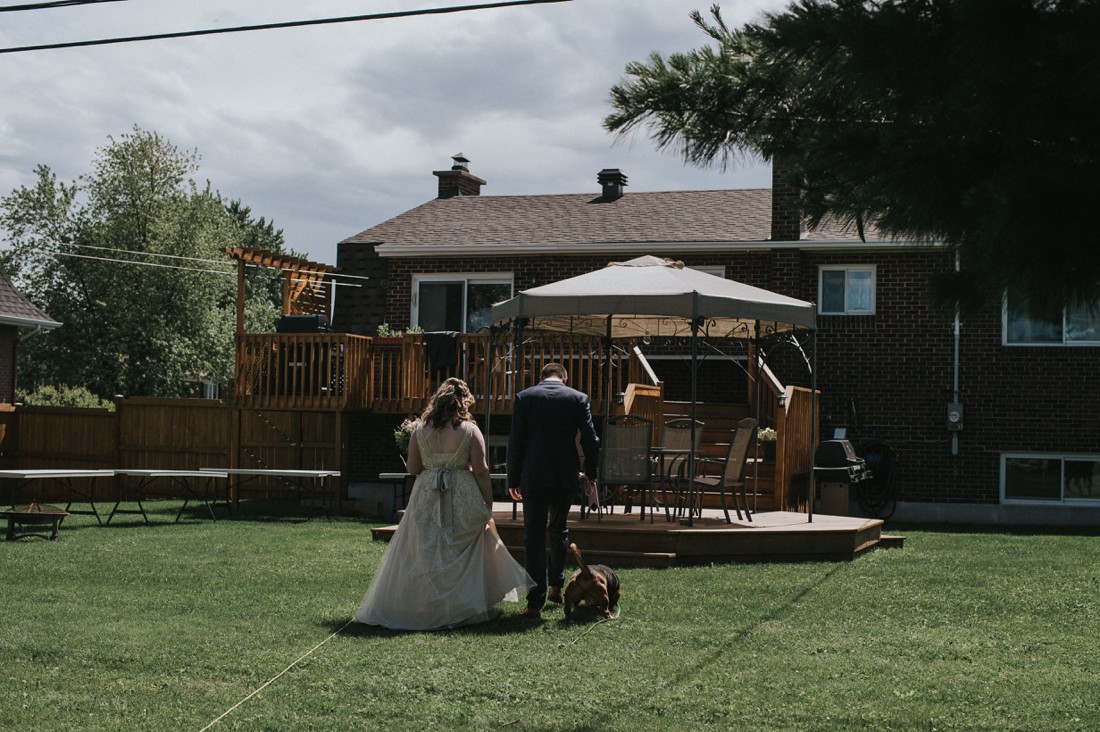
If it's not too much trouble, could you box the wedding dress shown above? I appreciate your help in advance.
[355,423,532,630]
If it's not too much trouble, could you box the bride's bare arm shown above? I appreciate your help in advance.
[406,427,424,475]
[468,425,493,507]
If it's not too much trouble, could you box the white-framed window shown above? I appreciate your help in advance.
[818,265,876,315]
[1003,292,1100,346]
[1001,453,1100,503]
[411,273,513,333]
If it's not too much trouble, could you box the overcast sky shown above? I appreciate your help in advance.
[0,0,789,266]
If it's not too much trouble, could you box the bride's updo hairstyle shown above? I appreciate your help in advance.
[421,377,476,429]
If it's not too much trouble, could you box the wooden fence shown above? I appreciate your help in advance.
[0,399,343,502]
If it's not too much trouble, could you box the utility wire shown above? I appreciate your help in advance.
[0,0,124,12]
[27,248,363,286]
[0,0,572,54]
[56,243,372,281]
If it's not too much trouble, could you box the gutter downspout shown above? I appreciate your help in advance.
[952,252,960,457]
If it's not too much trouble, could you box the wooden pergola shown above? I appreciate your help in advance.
[224,247,340,335]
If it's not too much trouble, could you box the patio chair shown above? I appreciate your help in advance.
[591,414,653,522]
[652,417,704,522]
[686,417,757,524]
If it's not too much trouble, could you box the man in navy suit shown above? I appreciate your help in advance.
[508,363,600,618]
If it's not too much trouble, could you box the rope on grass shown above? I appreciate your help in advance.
[198,618,355,731]
[559,605,621,647]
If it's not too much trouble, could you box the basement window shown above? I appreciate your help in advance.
[412,274,512,333]
[818,265,876,315]
[1002,454,1100,503]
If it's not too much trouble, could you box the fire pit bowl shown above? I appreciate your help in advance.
[2,501,69,541]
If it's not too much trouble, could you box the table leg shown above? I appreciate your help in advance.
[108,476,150,525]
[64,477,103,525]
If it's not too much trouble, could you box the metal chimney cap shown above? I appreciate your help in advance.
[451,153,470,171]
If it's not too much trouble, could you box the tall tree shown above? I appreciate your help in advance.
[605,0,1100,315]
[0,127,288,398]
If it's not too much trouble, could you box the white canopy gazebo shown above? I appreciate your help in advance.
[490,255,819,523]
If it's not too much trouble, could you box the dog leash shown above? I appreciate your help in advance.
[197,618,355,731]
[559,605,621,647]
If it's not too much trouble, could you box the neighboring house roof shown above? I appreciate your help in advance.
[0,271,61,331]
[342,187,888,257]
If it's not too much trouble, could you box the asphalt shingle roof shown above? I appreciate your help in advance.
[342,188,869,247]
[0,271,58,328]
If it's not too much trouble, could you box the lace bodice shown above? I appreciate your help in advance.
[415,423,474,470]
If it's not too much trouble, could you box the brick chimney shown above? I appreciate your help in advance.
[770,157,802,241]
[434,153,486,198]
[598,168,628,200]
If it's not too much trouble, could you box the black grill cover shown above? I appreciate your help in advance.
[277,314,330,333]
[814,440,870,483]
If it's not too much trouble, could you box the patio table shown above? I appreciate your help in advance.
[649,447,692,523]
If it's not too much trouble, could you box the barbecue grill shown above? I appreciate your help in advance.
[813,440,872,515]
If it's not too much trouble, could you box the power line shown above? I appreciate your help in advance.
[0,0,572,54]
[18,246,366,285]
[0,0,125,12]
[59,242,373,281]
[56,250,236,276]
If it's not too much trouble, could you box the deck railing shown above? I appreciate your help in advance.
[773,385,819,511]
[234,332,632,415]
[234,333,373,411]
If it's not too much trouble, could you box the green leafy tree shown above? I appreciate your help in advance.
[0,127,289,398]
[605,0,1100,316]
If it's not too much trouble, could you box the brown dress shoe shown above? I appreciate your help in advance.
[518,607,542,619]
[547,586,564,604]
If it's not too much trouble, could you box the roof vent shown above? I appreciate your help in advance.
[598,168,628,200]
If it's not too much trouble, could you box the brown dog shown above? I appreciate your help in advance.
[564,543,621,619]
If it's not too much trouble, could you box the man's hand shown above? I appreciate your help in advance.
[508,486,523,501]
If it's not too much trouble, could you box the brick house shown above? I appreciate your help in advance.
[0,271,60,404]
[335,156,1100,525]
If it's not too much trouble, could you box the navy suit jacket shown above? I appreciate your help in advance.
[507,378,600,498]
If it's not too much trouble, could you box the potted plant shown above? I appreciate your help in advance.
[758,426,777,463]
[374,323,425,346]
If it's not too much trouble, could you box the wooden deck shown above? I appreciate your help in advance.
[371,503,891,567]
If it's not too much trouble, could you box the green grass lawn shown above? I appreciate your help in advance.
[2,502,1098,731]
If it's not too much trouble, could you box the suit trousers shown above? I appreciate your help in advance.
[522,490,572,610]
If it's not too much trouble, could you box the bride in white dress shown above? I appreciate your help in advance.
[355,378,533,630]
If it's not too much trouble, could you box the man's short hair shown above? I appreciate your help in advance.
[541,363,568,381]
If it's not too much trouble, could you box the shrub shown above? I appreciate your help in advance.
[17,385,115,411]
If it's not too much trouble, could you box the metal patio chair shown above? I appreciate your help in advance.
[686,417,757,524]
[592,414,653,522]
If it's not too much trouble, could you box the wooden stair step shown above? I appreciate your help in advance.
[878,534,906,549]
